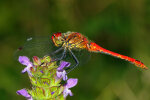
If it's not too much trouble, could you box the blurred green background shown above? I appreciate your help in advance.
[0,0,150,100]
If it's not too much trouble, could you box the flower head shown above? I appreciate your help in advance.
[17,56,78,100]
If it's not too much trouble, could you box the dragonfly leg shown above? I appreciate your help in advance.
[51,47,63,55]
[66,49,79,74]
[53,48,66,61]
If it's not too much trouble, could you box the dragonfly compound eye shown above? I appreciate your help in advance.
[51,32,63,47]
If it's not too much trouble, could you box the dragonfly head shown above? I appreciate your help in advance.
[52,32,63,47]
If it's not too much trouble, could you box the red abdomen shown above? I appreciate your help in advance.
[88,42,148,69]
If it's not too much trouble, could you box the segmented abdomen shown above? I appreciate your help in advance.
[88,42,148,69]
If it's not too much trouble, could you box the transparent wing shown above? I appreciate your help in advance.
[14,36,90,66]
[14,36,61,60]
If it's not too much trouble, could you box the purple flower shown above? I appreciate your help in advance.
[63,78,78,98]
[16,89,33,100]
[57,61,70,71]
[56,70,67,81]
[18,56,33,76]
[56,61,70,80]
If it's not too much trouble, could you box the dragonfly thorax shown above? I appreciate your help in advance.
[52,32,90,50]
[62,42,77,50]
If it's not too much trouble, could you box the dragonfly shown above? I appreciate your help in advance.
[51,31,148,73]
[14,34,90,67]
[15,31,148,73]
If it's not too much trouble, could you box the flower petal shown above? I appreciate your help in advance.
[68,89,73,96]
[62,71,68,81]
[16,89,31,98]
[56,70,68,80]
[21,67,27,73]
[57,61,70,71]
[66,78,78,88]
[19,56,32,66]
[63,78,77,98]
[19,56,33,76]
[63,88,73,98]
[21,64,32,76]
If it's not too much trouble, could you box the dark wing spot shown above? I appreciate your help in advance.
[18,47,23,51]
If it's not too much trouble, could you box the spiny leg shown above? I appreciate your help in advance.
[51,47,63,55]
[46,47,63,59]
[54,48,66,61]
[66,49,79,74]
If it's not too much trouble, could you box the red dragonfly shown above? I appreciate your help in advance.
[51,31,148,72]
